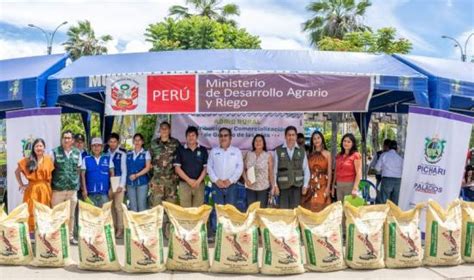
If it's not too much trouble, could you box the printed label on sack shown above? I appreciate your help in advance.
[125,228,131,265]
[304,228,316,265]
[201,224,208,261]
[104,224,116,261]
[19,223,28,257]
[60,223,68,258]
[389,223,396,258]
[214,223,223,262]
[430,221,439,257]
[347,224,354,261]
[159,228,164,264]
[465,222,474,257]
[252,227,258,264]
[263,228,272,265]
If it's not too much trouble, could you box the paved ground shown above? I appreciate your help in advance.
[1,242,473,280]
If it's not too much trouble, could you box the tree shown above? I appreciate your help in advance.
[63,20,113,61]
[318,27,412,54]
[303,0,372,46]
[145,16,260,51]
[169,0,240,26]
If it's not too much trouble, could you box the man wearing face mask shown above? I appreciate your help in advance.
[273,126,310,209]
[51,130,82,245]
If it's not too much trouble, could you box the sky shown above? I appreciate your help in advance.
[0,0,473,60]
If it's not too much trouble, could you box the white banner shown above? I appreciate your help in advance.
[170,113,304,150]
[6,108,61,213]
[399,107,473,215]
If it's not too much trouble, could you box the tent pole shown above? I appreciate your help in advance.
[361,113,368,180]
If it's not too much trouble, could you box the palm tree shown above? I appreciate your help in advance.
[303,0,372,46]
[63,20,113,60]
[169,0,240,26]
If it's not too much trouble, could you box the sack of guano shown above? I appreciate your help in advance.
[123,204,166,273]
[384,200,423,268]
[31,201,72,267]
[163,202,212,272]
[0,203,32,265]
[257,208,304,275]
[344,202,388,269]
[296,202,346,272]
[78,201,120,271]
[461,201,474,263]
[211,202,260,274]
[424,199,462,266]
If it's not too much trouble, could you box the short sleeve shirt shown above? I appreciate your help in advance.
[335,152,361,183]
[173,145,208,180]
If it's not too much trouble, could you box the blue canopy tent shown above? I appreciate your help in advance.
[0,54,68,118]
[394,54,474,116]
[46,49,429,140]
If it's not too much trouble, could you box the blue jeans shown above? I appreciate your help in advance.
[380,177,401,205]
[212,183,239,206]
[88,194,109,208]
[127,184,148,212]
[211,183,239,232]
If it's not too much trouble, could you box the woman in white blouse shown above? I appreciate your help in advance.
[243,134,277,208]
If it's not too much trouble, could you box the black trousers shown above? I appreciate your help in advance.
[279,186,301,209]
[246,188,269,208]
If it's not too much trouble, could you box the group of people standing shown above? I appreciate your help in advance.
[14,121,370,242]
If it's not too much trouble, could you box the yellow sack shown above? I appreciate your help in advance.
[257,208,304,275]
[211,202,260,274]
[296,202,346,272]
[461,201,474,263]
[31,200,71,267]
[163,202,212,272]
[424,199,462,266]
[344,202,388,269]
[0,203,32,265]
[123,205,165,273]
[384,201,423,268]
[77,201,120,271]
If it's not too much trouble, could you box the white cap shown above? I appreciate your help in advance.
[91,137,103,145]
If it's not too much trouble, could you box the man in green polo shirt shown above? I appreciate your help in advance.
[51,130,82,245]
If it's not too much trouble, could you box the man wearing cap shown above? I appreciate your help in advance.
[74,133,88,159]
[51,130,82,245]
[81,137,115,207]
[106,132,127,239]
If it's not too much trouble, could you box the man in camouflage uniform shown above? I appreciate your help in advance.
[149,121,181,207]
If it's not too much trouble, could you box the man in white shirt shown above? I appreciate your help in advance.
[207,127,243,209]
[273,126,310,209]
[375,140,403,204]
